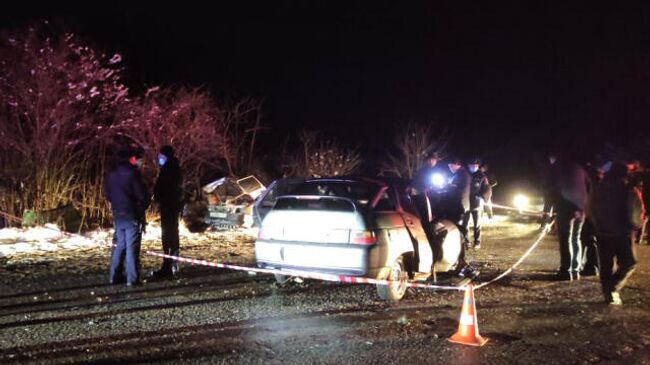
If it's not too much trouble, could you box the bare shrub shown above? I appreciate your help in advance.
[380,121,451,178]
[282,130,362,178]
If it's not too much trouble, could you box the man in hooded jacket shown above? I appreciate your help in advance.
[151,145,183,278]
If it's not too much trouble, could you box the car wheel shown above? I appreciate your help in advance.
[274,273,291,285]
[376,256,408,302]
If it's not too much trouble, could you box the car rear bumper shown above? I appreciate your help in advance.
[255,240,371,276]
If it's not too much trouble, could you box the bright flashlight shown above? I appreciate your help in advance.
[431,173,446,188]
[513,194,529,211]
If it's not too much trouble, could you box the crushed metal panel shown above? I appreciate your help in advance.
[236,176,265,199]
[201,176,266,230]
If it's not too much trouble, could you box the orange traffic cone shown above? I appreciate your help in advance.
[448,283,488,346]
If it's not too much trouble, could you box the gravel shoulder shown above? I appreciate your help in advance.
[1,218,649,364]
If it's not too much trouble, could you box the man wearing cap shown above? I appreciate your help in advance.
[151,145,183,279]
[446,157,471,244]
[464,158,492,249]
[105,146,149,286]
[412,152,441,195]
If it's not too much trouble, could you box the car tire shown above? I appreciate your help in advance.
[376,256,408,302]
[274,273,291,285]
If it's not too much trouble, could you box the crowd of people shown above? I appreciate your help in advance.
[411,152,496,248]
[410,148,647,306]
[541,151,648,305]
[103,143,647,307]
[410,152,496,278]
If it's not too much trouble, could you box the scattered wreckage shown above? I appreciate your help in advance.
[183,176,265,232]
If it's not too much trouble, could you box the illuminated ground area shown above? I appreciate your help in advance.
[0,217,649,364]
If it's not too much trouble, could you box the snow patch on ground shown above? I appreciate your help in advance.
[0,222,257,259]
[0,224,108,258]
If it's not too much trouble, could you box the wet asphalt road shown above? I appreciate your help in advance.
[1,217,649,364]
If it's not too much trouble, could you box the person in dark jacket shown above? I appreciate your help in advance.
[587,162,645,305]
[410,151,441,223]
[580,161,602,277]
[446,157,471,245]
[463,158,492,249]
[412,152,441,194]
[550,157,590,281]
[106,147,149,286]
[480,163,497,219]
[151,145,183,279]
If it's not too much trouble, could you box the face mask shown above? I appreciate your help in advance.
[468,165,479,173]
[448,164,460,173]
[158,154,168,167]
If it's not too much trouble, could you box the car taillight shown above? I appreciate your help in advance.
[349,230,377,245]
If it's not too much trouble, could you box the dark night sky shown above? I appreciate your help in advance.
[3,2,650,186]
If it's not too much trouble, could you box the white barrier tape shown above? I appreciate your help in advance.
[145,251,464,291]
[473,220,554,290]
[490,202,545,216]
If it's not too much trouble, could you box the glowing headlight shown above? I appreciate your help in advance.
[431,173,446,188]
[513,194,530,211]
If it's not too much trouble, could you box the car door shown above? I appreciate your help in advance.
[396,188,433,273]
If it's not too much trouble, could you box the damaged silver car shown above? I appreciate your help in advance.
[254,177,463,302]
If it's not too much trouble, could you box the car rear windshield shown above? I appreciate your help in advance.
[273,181,380,210]
[274,196,355,212]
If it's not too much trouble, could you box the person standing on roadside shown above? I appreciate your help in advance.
[106,146,149,286]
[587,162,645,305]
[540,152,559,229]
[151,145,183,279]
[580,161,601,277]
[464,158,492,249]
[411,151,441,223]
[480,163,497,219]
[446,157,474,277]
[446,157,471,245]
[551,154,590,281]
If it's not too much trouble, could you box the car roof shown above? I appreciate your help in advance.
[303,175,404,187]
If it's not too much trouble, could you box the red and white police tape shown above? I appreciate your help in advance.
[144,219,554,292]
[145,250,463,291]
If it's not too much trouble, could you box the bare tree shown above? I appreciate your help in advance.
[219,98,264,177]
[112,87,230,189]
[0,22,129,226]
[380,121,451,178]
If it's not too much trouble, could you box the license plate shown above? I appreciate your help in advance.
[210,212,227,218]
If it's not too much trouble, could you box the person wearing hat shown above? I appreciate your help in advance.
[463,158,492,249]
[411,151,442,197]
[105,146,149,286]
[151,145,183,279]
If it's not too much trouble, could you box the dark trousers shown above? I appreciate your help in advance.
[581,220,599,274]
[461,209,482,245]
[556,205,584,273]
[160,207,180,273]
[110,218,142,284]
[596,234,636,298]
